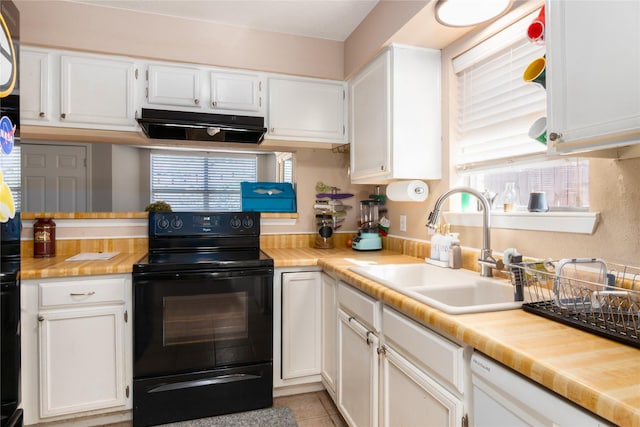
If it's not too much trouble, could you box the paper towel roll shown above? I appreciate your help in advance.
[386,180,429,202]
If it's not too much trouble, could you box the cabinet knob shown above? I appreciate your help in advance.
[212,101,217,108]
[38,315,44,322]
[194,99,200,105]
[60,113,66,119]
[549,132,562,141]
[270,128,275,133]
[39,112,45,118]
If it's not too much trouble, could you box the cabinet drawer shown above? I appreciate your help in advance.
[39,277,126,308]
[337,282,380,332]
[383,307,464,394]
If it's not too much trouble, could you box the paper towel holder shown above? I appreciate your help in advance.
[385,180,429,202]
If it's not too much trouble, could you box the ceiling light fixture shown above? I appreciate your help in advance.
[434,0,512,27]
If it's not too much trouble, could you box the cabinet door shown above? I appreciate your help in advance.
[547,0,640,153]
[321,272,337,397]
[147,64,201,108]
[39,306,127,418]
[381,345,464,427]
[281,271,322,379]
[337,309,379,427]
[21,48,50,122]
[60,55,136,127]
[268,77,346,143]
[349,51,390,181]
[211,71,262,113]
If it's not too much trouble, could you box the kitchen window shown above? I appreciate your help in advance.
[150,152,257,211]
[451,9,589,211]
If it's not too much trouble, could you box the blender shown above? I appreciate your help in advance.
[352,199,382,251]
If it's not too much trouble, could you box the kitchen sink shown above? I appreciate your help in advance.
[349,263,522,314]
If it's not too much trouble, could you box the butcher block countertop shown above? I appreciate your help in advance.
[21,252,147,279]
[264,247,640,427]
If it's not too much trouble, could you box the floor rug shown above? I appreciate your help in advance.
[160,407,297,427]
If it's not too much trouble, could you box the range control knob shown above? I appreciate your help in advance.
[157,217,170,230]
[230,217,242,229]
[171,217,183,229]
[242,216,254,229]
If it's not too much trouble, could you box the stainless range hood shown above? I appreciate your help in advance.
[136,108,267,144]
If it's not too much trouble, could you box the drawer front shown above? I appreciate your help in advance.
[337,282,380,332]
[39,277,126,308]
[383,307,464,394]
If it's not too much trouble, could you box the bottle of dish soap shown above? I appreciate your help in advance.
[448,233,461,269]
[429,224,442,260]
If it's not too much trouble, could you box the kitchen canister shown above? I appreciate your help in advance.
[385,180,429,202]
[33,217,56,258]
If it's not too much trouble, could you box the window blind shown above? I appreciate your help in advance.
[0,144,21,210]
[151,152,257,211]
[453,12,546,170]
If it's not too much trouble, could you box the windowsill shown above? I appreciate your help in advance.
[442,211,600,234]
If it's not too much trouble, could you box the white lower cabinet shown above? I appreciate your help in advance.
[337,308,379,427]
[320,272,338,399]
[281,271,322,379]
[39,305,126,417]
[273,268,324,394]
[21,274,132,425]
[381,307,466,427]
[332,281,469,427]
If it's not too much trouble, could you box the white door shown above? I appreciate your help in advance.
[60,54,136,127]
[210,72,262,113]
[546,0,640,153]
[381,345,463,427]
[22,144,88,212]
[349,50,390,180]
[337,309,379,427]
[281,271,322,379]
[39,306,127,417]
[147,64,201,108]
[321,272,337,397]
[268,77,346,142]
[20,48,50,122]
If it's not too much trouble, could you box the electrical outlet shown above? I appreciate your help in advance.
[399,215,407,232]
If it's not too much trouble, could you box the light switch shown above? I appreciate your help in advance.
[400,215,407,232]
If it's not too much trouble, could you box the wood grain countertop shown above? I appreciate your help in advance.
[21,252,147,279]
[263,248,640,427]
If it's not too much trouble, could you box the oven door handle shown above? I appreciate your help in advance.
[135,268,273,281]
[147,373,262,393]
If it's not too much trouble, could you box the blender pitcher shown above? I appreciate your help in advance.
[352,199,382,251]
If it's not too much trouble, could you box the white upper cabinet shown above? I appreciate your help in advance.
[146,64,201,108]
[267,76,347,143]
[21,47,50,123]
[20,48,139,130]
[350,44,442,183]
[546,0,640,156]
[143,63,265,116]
[60,54,137,127]
[210,71,263,113]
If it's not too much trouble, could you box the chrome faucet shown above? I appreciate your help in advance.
[426,187,501,277]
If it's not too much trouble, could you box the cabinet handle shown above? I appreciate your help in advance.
[39,112,45,118]
[60,113,66,119]
[194,98,200,105]
[549,132,562,141]
[380,165,385,171]
[69,291,96,297]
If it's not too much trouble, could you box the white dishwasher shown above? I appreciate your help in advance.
[471,352,612,427]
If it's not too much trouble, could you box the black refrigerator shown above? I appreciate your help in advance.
[0,0,22,426]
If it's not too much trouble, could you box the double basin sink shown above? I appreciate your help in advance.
[349,263,522,314]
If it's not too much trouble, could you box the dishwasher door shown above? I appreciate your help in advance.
[471,353,611,427]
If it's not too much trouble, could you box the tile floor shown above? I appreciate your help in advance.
[274,391,347,427]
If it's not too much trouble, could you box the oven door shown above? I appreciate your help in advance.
[133,266,273,378]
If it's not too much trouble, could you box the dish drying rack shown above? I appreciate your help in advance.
[509,259,640,348]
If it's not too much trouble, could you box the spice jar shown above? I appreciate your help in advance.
[33,218,56,258]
